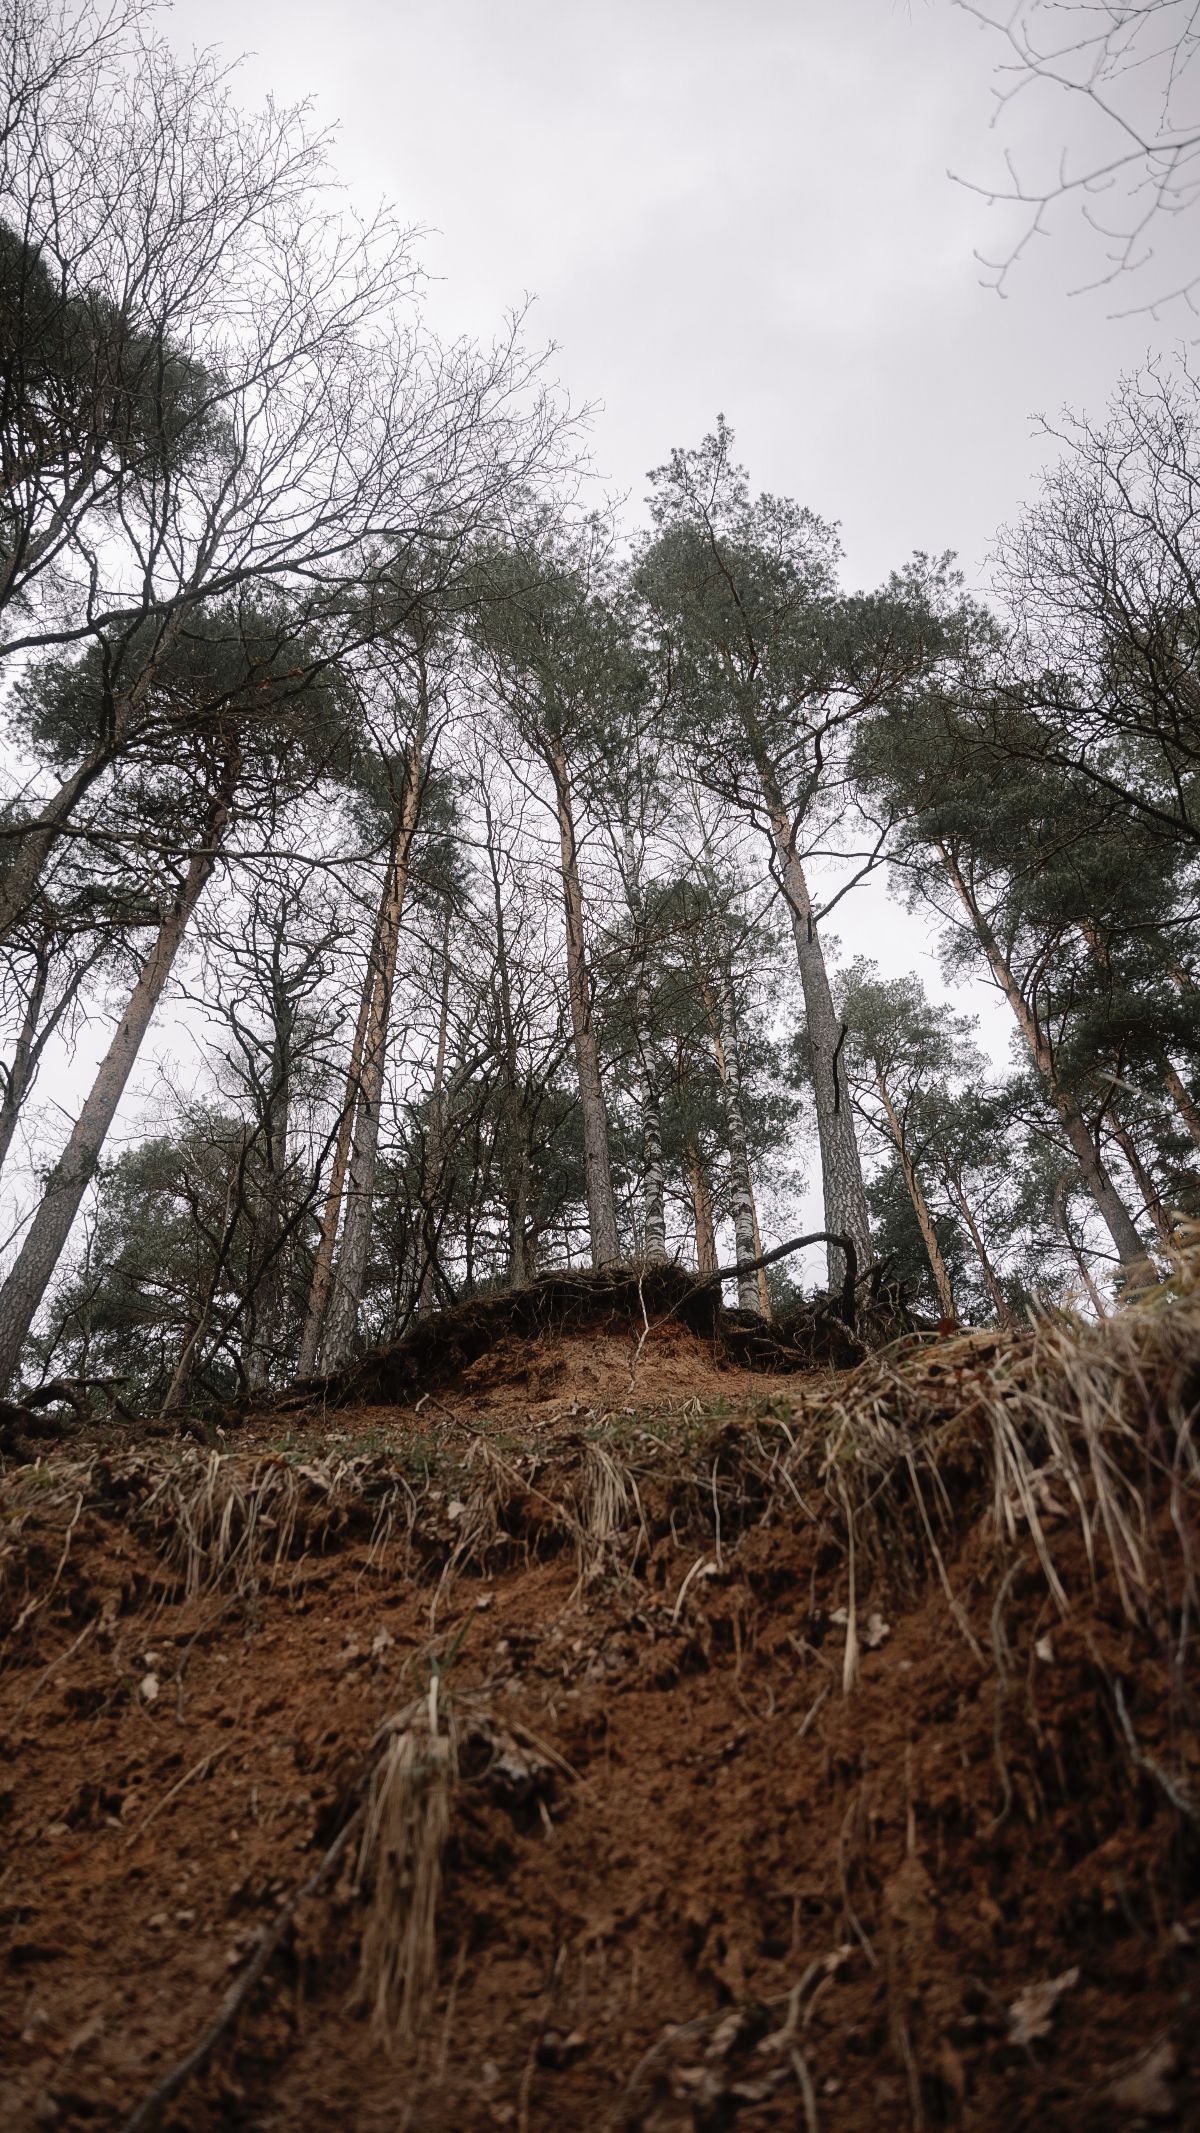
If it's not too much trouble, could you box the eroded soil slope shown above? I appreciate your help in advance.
[1,1294,1198,2131]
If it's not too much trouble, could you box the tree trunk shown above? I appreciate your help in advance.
[296,908,383,1377]
[161,1125,247,1414]
[1053,1171,1109,1317]
[875,1070,957,1320]
[0,751,113,948]
[0,945,48,1183]
[1163,1058,1200,1148]
[686,1137,718,1275]
[321,738,424,1371]
[418,902,453,1314]
[244,1034,292,1391]
[642,1075,668,1265]
[549,747,619,1267]
[759,784,872,1292]
[482,794,533,1290]
[506,1140,531,1287]
[1111,1117,1175,1248]
[0,772,233,1392]
[701,973,762,1312]
[944,1171,1013,1327]
[938,843,1152,1281]
[1077,921,1178,1248]
[633,946,668,1266]
[0,616,181,947]
[747,1191,773,1319]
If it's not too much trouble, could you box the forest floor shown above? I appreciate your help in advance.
[1,1276,1198,2132]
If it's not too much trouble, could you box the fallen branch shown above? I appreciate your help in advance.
[695,1231,860,1330]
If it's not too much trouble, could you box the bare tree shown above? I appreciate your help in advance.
[1,0,566,950]
[955,0,1200,316]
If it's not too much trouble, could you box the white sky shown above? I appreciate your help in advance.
[166,0,1172,591]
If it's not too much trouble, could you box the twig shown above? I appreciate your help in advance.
[627,1266,652,1388]
[791,2044,820,2133]
[125,1746,228,1848]
[11,1616,96,1720]
[118,1807,363,2133]
[1113,1677,1198,1824]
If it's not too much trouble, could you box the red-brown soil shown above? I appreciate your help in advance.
[1,1297,1198,2131]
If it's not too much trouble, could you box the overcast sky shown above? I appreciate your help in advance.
[9,0,1188,1252]
[160,0,1174,1086]
[166,0,1168,592]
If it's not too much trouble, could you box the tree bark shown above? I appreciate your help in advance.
[701,973,763,1312]
[321,737,424,1371]
[161,1125,247,1414]
[686,1137,718,1276]
[758,781,872,1292]
[244,1029,292,1391]
[1076,921,1178,1247]
[0,766,233,1392]
[943,1170,1013,1327]
[874,1071,958,1320]
[296,905,384,1377]
[1111,1116,1175,1248]
[0,943,48,1183]
[1163,1058,1200,1149]
[418,901,454,1314]
[938,843,1152,1281]
[548,747,619,1268]
[747,1190,773,1319]
[1053,1171,1109,1317]
[631,940,668,1265]
[641,1073,668,1265]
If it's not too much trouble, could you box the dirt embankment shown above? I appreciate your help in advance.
[1,1282,1198,2131]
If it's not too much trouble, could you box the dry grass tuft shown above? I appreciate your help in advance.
[355,1678,458,2047]
[134,1449,418,1603]
[753,1260,1200,1664]
[573,1441,648,1586]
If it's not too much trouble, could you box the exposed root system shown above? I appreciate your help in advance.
[264,1263,868,1420]
[1,1273,1198,2130]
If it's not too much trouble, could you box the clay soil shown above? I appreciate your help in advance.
[1,1299,1198,2132]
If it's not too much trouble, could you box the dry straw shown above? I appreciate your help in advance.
[355,1677,458,2046]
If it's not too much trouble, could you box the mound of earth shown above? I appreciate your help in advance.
[271,1264,866,1417]
[1,1288,1197,2131]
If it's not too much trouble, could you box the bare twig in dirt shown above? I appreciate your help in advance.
[10,1616,96,1719]
[118,1808,364,2133]
[9,1485,85,1639]
[1112,1676,1198,1824]
[605,1961,849,2130]
[125,1746,228,1848]
[791,2045,820,2133]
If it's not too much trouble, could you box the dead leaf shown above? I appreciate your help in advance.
[1007,1966,1079,2046]
[139,1672,159,1705]
[938,2036,966,2105]
[1105,2037,1177,2119]
[1035,1635,1055,1664]
[705,2010,746,2059]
